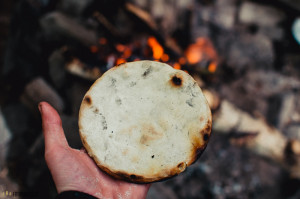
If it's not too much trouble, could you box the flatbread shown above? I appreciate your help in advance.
[79,60,212,183]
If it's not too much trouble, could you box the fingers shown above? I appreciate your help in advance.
[39,102,69,151]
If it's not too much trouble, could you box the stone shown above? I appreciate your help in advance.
[220,70,300,116]
[239,2,285,27]
[226,33,274,71]
[259,26,284,40]
[213,5,236,30]
[213,0,237,30]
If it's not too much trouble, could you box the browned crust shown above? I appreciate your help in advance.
[80,118,212,183]
[97,160,190,183]
[115,62,127,67]
[187,113,212,166]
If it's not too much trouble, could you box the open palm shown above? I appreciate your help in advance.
[39,102,150,198]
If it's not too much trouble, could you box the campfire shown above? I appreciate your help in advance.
[0,0,300,198]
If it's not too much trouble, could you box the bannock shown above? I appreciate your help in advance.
[79,60,212,183]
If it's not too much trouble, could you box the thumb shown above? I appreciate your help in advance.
[39,102,69,152]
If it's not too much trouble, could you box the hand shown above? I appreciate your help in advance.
[39,102,150,198]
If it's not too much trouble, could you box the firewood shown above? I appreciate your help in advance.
[125,2,158,31]
[213,99,300,178]
[40,12,98,47]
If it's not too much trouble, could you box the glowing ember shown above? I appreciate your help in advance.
[90,45,99,53]
[99,37,107,45]
[161,54,169,62]
[208,61,218,73]
[116,44,126,52]
[116,58,126,65]
[173,63,181,70]
[123,48,132,59]
[179,57,186,65]
[185,46,203,64]
[147,36,164,60]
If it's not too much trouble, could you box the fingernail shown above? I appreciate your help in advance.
[38,103,43,113]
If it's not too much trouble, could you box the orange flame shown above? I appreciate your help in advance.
[147,36,164,60]
[185,37,218,72]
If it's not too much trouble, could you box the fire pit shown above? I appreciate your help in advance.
[0,0,300,198]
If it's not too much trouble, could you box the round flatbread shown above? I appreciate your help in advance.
[79,60,212,183]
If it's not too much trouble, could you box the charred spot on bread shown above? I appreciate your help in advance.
[200,118,212,137]
[84,96,92,105]
[170,74,183,87]
[130,174,137,179]
[111,170,146,183]
[188,145,207,165]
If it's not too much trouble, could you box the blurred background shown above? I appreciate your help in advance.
[0,0,300,198]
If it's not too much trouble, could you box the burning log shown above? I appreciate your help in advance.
[212,99,300,179]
